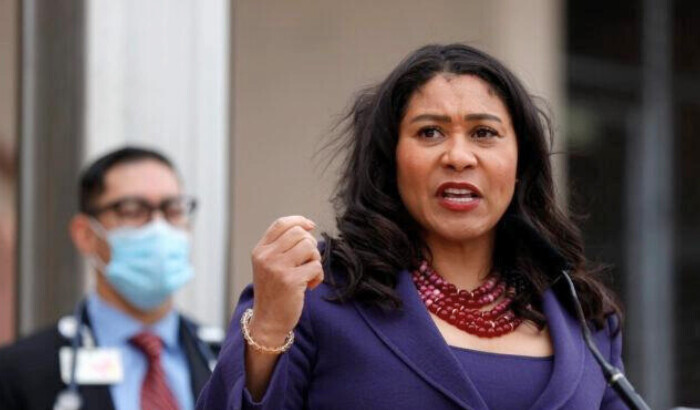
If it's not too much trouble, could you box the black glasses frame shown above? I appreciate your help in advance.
[86,195,198,226]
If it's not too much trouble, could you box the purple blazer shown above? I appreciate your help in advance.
[197,270,627,409]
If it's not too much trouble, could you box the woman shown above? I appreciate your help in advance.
[197,44,626,409]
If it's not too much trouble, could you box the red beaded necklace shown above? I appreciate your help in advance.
[412,260,523,338]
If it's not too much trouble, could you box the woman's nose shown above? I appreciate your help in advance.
[440,139,477,171]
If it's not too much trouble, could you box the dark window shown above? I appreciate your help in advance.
[567,0,700,406]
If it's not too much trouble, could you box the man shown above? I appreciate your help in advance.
[0,147,220,410]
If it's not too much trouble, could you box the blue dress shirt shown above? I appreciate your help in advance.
[86,293,194,410]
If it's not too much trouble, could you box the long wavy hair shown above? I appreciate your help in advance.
[323,43,621,330]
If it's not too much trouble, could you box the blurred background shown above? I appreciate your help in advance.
[0,0,697,408]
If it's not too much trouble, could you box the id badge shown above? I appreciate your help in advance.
[59,347,124,385]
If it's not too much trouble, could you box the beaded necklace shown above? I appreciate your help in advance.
[412,260,523,338]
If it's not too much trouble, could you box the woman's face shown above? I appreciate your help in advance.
[396,74,518,247]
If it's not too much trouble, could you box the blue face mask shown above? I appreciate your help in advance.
[91,219,194,311]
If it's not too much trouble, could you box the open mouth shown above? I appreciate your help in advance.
[441,187,480,202]
[436,183,482,211]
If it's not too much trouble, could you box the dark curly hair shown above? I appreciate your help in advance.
[322,43,621,330]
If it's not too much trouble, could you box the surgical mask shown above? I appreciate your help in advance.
[90,219,194,311]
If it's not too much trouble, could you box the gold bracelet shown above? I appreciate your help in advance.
[240,308,295,354]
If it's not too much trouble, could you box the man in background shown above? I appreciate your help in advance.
[0,147,220,410]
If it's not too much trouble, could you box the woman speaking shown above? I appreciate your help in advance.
[197,44,627,409]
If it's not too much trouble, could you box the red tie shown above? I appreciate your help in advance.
[130,332,179,410]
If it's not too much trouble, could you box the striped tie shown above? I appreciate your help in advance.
[130,332,179,410]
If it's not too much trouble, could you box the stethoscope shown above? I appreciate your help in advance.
[53,299,218,410]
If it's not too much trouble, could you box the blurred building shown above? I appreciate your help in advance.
[567,0,699,407]
[0,0,697,408]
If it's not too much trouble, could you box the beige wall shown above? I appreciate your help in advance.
[487,0,566,200]
[0,0,18,344]
[0,0,17,143]
[229,0,563,310]
[0,0,17,134]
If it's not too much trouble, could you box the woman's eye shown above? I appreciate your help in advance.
[473,127,499,139]
[418,127,443,140]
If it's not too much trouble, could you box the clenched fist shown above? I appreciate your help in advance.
[248,216,324,347]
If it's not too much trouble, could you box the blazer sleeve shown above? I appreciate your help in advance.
[600,315,629,410]
[195,285,317,410]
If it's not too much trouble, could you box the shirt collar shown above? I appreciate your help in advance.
[86,293,180,350]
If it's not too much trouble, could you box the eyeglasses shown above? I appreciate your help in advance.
[86,195,198,227]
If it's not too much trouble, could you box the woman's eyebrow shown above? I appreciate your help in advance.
[409,113,502,124]
[465,113,502,123]
[409,113,451,123]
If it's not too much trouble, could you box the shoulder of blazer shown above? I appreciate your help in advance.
[0,325,65,369]
[0,325,68,409]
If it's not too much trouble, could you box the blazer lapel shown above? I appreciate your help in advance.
[79,385,116,410]
[75,308,117,410]
[529,289,586,410]
[179,316,213,399]
[353,270,487,410]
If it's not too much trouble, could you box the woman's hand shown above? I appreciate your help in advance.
[248,215,324,348]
